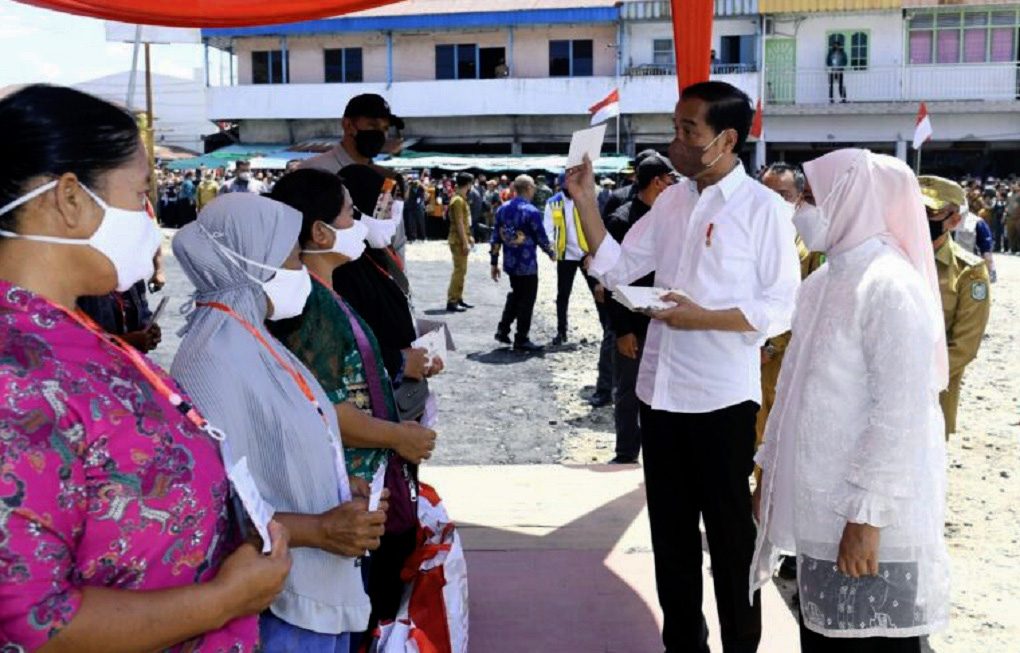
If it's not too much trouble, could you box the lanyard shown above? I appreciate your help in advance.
[55,303,224,441]
[308,272,391,421]
[196,301,321,409]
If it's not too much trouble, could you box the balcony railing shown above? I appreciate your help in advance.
[765,63,1020,105]
[626,62,758,76]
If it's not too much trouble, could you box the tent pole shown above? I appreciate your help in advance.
[126,25,142,111]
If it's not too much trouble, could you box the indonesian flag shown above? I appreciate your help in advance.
[750,98,764,140]
[589,89,620,126]
[912,102,933,150]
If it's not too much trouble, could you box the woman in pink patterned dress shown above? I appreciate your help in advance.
[0,85,291,652]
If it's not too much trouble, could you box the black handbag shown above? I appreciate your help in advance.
[393,378,429,422]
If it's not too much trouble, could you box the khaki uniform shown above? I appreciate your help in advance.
[756,238,825,449]
[936,238,990,436]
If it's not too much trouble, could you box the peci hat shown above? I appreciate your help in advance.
[918,175,968,214]
[343,94,404,130]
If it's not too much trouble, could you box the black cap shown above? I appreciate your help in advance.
[634,149,660,166]
[343,94,404,130]
[637,153,676,190]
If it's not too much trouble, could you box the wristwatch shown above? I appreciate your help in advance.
[763,342,778,359]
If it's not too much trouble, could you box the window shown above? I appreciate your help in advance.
[908,8,1020,64]
[435,44,478,80]
[719,35,758,71]
[252,50,288,84]
[324,48,363,83]
[653,39,674,66]
[826,31,869,70]
[549,39,594,77]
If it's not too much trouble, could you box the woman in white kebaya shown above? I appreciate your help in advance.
[750,149,950,652]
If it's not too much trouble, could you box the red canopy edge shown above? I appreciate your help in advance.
[16,0,400,28]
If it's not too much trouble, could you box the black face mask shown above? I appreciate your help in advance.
[928,215,950,242]
[353,129,386,159]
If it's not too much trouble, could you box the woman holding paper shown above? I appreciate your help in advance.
[0,85,289,653]
[267,168,436,632]
[171,192,386,652]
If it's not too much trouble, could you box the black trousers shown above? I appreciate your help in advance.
[640,401,762,653]
[497,273,539,344]
[799,613,922,653]
[829,71,846,101]
[612,338,643,459]
[556,259,614,394]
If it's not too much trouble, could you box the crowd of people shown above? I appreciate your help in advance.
[0,76,1012,653]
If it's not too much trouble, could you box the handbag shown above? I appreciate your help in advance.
[394,378,429,422]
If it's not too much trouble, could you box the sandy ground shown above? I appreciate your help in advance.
[152,236,1018,651]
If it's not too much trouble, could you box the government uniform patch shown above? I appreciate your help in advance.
[971,281,988,301]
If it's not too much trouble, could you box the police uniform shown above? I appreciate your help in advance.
[920,176,991,437]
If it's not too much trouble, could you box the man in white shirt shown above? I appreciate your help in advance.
[218,160,265,195]
[566,81,800,653]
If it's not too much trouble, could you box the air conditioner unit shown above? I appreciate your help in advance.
[764,18,775,36]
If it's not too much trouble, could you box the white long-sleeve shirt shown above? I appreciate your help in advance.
[588,164,801,414]
[751,237,950,639]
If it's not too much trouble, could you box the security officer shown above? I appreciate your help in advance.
[919,176,991,437]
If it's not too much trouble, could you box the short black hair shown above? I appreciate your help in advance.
[0,85,140,231]
[456,172,474,188]
[763,162,806,194]
[269,168,347,246]
[680,81,755,152]
[637,154,675,191]
[235,160,251,169]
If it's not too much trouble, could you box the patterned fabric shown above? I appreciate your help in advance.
[491,197,553,276]
[0,281,258,652]
[270,279,397,481]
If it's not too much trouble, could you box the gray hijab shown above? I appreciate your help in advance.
[170,193,370,634]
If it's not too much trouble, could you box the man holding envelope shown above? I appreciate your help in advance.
[566,81,800,653]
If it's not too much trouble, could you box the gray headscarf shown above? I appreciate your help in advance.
[170,193,370,634]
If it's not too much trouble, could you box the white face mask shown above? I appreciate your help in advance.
[303,220,368,261]
[238,172,252,182]
[361,214,398,249]
[0,180,162,292]
[200,224,312,321]
[792,202,831,252]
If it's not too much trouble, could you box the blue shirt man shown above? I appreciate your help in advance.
[489,176,554,351]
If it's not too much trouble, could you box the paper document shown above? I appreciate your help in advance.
[612,285,684,313]
[567,124,607,168]
[412,328,448,367]
[368,461,387,512]
[421,393,439,429]
[227,456,275,553]
[415,318,456,351]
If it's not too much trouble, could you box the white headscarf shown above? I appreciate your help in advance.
[803,148,949,390]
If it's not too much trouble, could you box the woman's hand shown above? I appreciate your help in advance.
[316,499,387,557]
[837,522,881,578]
[393,421,437,464]
[402,347,431,381]
[213,521,292,620]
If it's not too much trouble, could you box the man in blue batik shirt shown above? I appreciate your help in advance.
[490,174,555,352]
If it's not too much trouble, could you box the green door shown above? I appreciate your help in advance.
[765,38,796,105]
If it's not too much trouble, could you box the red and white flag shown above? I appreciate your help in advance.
[749,98,764,140]
[589,89,620,126]
[912,102,933,150]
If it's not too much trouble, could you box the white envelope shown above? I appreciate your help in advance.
[612,285,685,312]
[567,123,607,168]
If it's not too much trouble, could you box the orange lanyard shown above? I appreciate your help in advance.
[56,303,221,439]
[196,301,322,411]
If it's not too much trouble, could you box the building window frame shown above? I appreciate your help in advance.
[652,38,675,66]
[435,43,480,80]
[825,30,870,71]
[251,49,288,85]
[549,39,595,77]
[324,47,364,83]
[906,7,1020,65]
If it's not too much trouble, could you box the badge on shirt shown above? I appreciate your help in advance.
[971,281,988,301]
[228,456,275,553]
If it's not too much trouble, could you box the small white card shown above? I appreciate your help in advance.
[411,328,448,367]
[567,123,607,168]
[368,461,387,512]
[421,393,439,429]
[612,285,684,313]
[227,456,275,553]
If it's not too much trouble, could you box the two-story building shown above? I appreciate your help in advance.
[201,0,1018,172]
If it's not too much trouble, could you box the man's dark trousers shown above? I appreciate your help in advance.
[498,274,539,344]
[612,339,642,459]
[556,259,613,395]
[640,400,762,653]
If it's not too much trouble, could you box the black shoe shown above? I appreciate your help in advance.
[778,555,798,580]
[494,331,512,345]
[513,340,544,353]
[551,334,568,346]
[458,301,474,309]
[589,393,612,408]
[446,303,466,313]
[608,455,639,465]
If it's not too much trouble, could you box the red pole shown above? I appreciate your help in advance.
[670,0,714,93]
